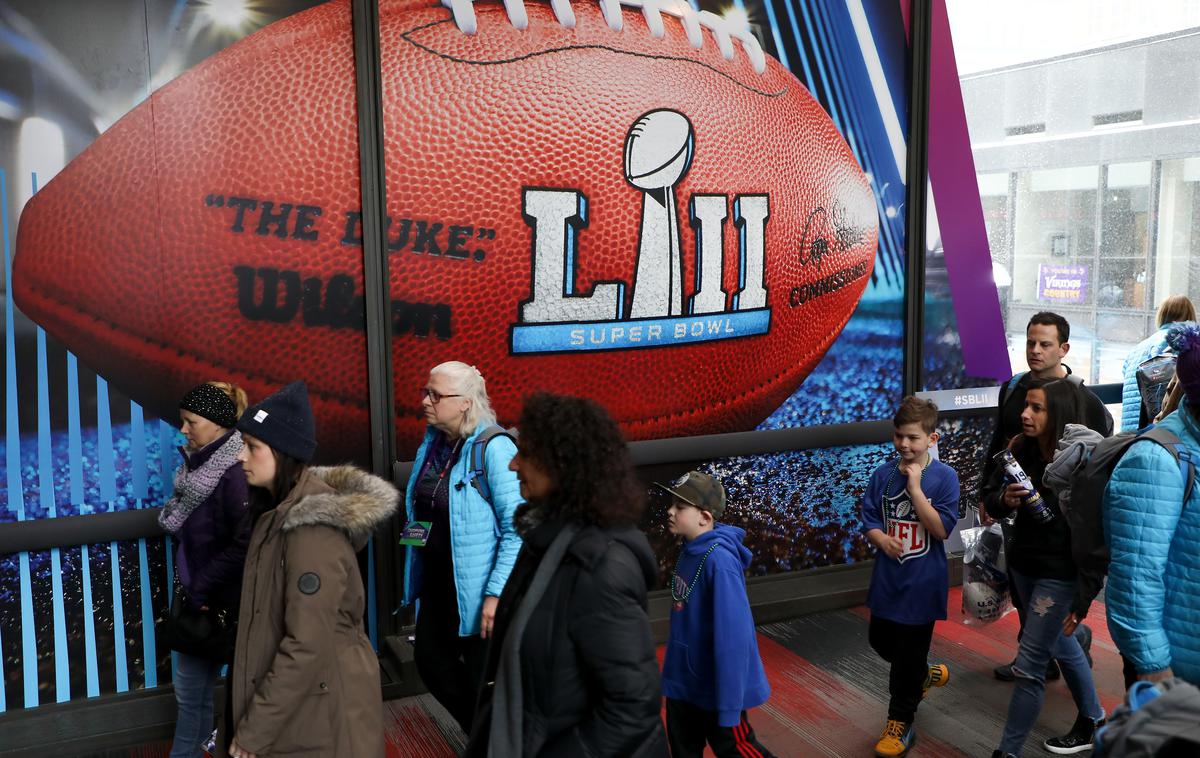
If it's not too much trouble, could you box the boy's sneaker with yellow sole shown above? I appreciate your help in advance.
[874,719,917,757]
[923,663,950,697]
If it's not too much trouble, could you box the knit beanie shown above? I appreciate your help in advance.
[1166,321,1200,406]
[179,383,237,429]
[236,381,317,462]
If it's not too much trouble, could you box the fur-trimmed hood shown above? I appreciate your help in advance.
[281,465,399,548]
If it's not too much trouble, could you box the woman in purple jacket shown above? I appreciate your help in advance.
[160,381,251,758]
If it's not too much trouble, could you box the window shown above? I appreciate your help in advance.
[928,1,1200,390]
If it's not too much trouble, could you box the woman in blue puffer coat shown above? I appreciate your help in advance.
[1105,320,1200,685]
[402,361,523,734]
[1119,294,1194,430]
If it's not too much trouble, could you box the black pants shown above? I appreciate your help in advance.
[414,589,487,734]
[868,615,935,724]
[1121,652,1138,691]
[666,698,776,758]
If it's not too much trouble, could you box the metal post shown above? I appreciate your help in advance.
[350,0,400,637]
[903,0,933,397]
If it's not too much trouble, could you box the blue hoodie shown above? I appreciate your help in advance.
[661,523,770,727]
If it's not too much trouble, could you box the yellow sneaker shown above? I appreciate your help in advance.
[874,719,916,757]
[923,663,950,697]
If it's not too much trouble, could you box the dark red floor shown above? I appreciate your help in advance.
[117,588,1128,757]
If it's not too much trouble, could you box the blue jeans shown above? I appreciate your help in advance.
[170,652,222,758]
[997,569,1103,755]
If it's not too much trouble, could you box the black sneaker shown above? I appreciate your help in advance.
[1044,712,1103,754]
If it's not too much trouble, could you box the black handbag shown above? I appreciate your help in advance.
[157,586,235,661]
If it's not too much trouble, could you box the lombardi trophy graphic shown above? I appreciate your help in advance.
[624,109,694,318]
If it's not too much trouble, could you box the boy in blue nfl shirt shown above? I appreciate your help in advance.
[659,471,775,758]
[860,396,960,757]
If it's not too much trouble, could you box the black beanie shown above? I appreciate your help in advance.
[179,383,238,429]
[236,381,317,462]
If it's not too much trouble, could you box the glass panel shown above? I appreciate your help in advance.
[1097,162,1151,311]
[1012,168,1098,308]
[1155,158,1200,306]
[978,171,1010,196]
[928,2,1200,391]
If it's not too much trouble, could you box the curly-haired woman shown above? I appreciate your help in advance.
[402,361,523,734]
[465,393,668,758]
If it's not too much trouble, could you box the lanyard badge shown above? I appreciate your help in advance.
[398,520,432,547]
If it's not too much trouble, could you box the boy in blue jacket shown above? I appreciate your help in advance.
[659,470,775,758]
[861,396,960,757]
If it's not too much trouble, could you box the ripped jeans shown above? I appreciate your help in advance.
[997,569,1103,755]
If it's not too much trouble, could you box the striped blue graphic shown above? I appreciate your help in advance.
[67,352,100,696]
[29,170,70,703]
[38,332,70,701]
[4,168,39,709]
[131,403,157,688]
[756,0,908,293]
[96,377,129,693]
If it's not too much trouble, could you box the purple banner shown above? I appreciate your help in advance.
[919,0,1012,381]
[1038,264,1088,303]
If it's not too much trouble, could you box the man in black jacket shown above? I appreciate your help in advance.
[981,311,1112,681]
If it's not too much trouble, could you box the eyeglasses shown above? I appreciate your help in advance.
[421,388,463,404]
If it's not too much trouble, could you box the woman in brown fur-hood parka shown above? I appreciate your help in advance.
[226,381,398,758]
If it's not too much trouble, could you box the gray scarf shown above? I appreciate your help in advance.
[489,521,580,758]
[158,431,243,534]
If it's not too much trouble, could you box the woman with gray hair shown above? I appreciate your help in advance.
[401,361,523,734]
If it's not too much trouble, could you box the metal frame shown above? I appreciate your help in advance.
[350,0,401,639]
[903,0,933,397]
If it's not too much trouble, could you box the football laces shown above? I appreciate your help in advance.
[438,0,768,74]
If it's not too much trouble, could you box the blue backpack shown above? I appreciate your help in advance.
[468,425,517,502]
[1066,424,1195,617]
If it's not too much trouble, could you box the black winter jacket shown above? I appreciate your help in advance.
[982,441,1077,582]
[466,517,668,758]
[982,439,1107,616]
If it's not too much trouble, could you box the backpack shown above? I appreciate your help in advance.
[1095,678,1200,757]
[468,424,518,502]
[1006,370,1087,394]
[1003,370,1114,437]
[1066,424,1195,616]
[1136,352,1177,423]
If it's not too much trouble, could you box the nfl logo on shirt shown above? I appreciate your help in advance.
[883,490,929,563]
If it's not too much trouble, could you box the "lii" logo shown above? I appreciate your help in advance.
[510,109,771,355]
